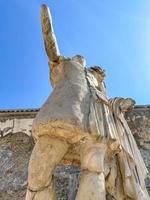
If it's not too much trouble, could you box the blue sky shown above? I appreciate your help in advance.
[0,0,150,109]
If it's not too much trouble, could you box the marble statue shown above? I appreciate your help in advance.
[26,4,150,200]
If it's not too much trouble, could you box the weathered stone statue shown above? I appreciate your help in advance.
[108,98,150,199]
[26,4,150,200]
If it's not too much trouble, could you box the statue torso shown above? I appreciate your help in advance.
[32,60,91,141]
[32,60,115,143]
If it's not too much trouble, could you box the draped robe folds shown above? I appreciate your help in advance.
[85,72,149,199]
[108,98,150,200]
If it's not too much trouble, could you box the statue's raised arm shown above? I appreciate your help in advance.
[41,4,60,63]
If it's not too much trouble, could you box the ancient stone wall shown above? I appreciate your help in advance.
[125,105,150,192]
[0,106,150,200]
[0,110,35,200]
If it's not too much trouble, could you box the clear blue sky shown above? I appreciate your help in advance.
[0,0,150,109]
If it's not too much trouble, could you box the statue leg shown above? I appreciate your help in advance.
[76,140,107,200]
[25,135,69,200]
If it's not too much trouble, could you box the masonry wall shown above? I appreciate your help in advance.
[125,106,150,191]
[0,106,150,200]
